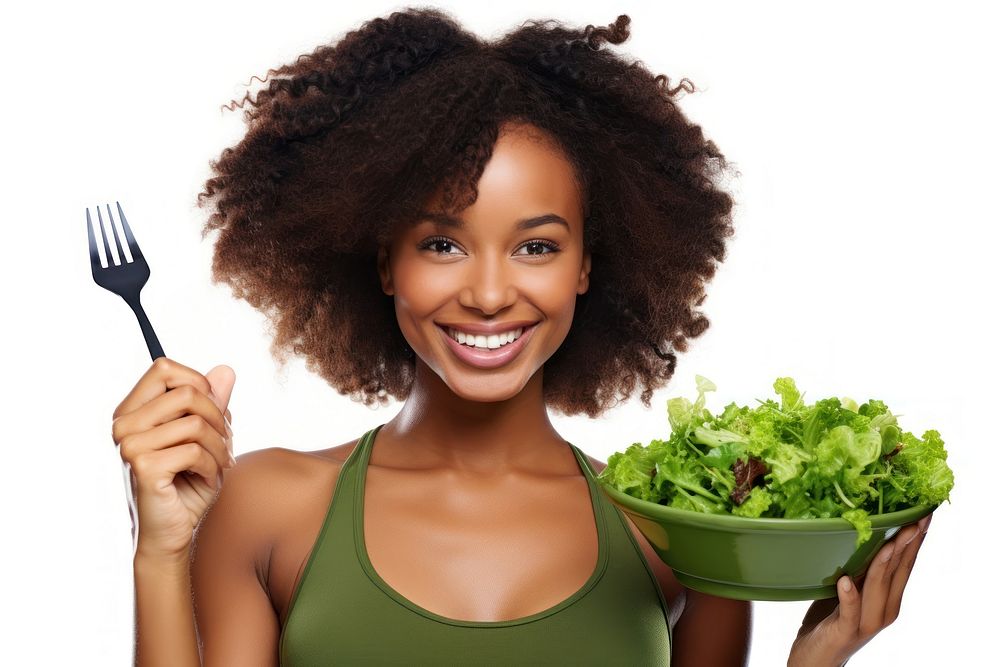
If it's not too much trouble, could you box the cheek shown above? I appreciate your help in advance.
[390,262,448,314]
[391,288,433,345]
[522,264,582,320]
[388,262,453,349]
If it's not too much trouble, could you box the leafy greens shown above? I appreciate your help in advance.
[596,376,954,547]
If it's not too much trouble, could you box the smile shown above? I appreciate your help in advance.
[436,323,539,370]
[446,326,524,349]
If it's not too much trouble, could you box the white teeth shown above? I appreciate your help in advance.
[448,327,524,349]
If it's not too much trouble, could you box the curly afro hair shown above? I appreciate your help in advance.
[197,7,737,418]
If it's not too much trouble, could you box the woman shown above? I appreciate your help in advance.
[116,9,930,665]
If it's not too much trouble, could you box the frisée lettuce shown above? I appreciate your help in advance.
[596,376,954,547]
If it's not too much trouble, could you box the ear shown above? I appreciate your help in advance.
[577,249,591,295]
[377,245,394,296]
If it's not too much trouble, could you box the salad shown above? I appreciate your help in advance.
[597,376,954,547]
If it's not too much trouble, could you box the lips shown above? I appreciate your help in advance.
[437,322,539,370]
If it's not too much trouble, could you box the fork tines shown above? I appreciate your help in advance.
[87,201,141,268]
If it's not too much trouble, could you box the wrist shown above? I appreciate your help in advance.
[134,546,191,579]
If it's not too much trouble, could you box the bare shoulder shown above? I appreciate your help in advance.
[214,438,363,549]
[193,436,362,568]
[583,453,687,629]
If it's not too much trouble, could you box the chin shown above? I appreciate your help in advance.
[443,375,531,403]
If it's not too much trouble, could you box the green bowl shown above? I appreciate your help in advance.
[597,479,936,601]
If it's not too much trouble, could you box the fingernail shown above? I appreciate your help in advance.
[225,421,233,437]
[215,472,224,490]
[227,453,237,468]
[881,543,895,562]
[840,576,851,592]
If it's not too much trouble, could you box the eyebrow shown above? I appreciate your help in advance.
[415,211,570,231]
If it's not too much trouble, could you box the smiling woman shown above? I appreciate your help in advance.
[122,6,751,667]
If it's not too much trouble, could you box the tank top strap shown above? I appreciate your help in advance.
[568,442,597,478]
[344,422,379,472]
[568,441,674,652]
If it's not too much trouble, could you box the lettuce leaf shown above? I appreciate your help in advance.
[597,376,955,547]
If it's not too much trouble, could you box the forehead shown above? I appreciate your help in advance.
[422,123,584,228]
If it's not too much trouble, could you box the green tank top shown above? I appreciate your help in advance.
[279,424,672,665]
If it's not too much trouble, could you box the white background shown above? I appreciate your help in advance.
[2,0,995,664]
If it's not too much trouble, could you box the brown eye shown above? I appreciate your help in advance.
[515,240,560,256]
[417,236,463,255]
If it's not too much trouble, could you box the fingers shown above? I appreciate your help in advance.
[834,572,861,633]
[113,382,228,445]
[112,355,237,494]
[843,520,925,639]
[855,534,899,637]
[133,441,221,491]
[824,516,934,660]
[119,413,234,478]
[883,514,932,623]
[113,356,215,422]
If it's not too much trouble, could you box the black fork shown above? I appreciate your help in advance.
[87,201,165,360]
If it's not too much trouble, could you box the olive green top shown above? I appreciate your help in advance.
[279,423,672,665]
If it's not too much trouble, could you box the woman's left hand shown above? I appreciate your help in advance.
[787,512,933,667]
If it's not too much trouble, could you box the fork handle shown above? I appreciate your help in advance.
[123,294,166,360]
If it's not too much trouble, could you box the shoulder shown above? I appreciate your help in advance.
[221,441,355,508]
[228,437,361,489]
[583,453,687,630]
[199,438,362,565]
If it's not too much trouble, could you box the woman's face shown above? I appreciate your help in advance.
[377,121,591,403]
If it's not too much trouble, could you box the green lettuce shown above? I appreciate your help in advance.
[597,376,955,547]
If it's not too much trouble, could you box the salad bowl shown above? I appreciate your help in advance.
[599,480,936,601]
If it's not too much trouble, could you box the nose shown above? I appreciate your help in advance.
[456,252,519,315]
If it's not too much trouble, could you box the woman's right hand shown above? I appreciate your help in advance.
[112,357,237,561]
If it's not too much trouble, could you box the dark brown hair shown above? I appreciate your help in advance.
[197,8,737,417]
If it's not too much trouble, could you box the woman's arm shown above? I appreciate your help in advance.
[188,449,285,664]
[671,589,752,667]
[133,549,201,666]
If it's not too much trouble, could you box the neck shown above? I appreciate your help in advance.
[379,359,569,474]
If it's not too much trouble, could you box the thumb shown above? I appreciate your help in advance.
[834,575,861,632]
[204,365,237,414]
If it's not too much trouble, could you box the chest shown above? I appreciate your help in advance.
[269,465,601,626]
